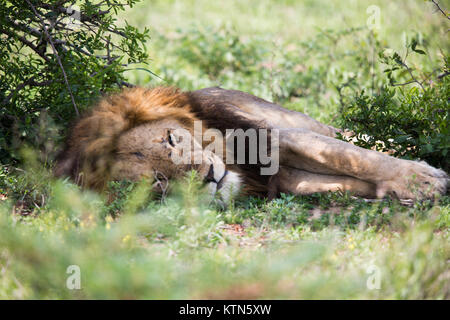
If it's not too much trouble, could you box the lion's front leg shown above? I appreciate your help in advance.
[278,128,448,200]
[272,166,377,198]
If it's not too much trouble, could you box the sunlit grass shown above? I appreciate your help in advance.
[1,165,449,299]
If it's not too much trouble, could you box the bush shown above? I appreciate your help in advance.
[339,40,449,171]
[0,0,149,165]
[143,25,378,124]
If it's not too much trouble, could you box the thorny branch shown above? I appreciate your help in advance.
[391,49,425,91]
[431,0,450,21]
[24,0,80,116]
[0,26,51,64]
[0,0,146,110]
[2,77,53,106]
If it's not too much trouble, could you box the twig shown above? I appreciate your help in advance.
[431,0,450,20]
[5,17,44,38]
[38,4,128,38]
[437,71,449,79]
[397,51,425,91]
[391,80,420,87]
[118,81,135,88]
[0,27,51,63]
[25,0,79,116]
[2,77,53,106]
[333,75,357,121]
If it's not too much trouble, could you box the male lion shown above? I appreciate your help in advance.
[55,86,448,203]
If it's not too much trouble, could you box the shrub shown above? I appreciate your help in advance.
[0,0,149,165]
[339,40,449,171]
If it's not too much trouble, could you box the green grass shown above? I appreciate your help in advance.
[123,0,448,124]
[1,170,449,299]
[0,0,449,299]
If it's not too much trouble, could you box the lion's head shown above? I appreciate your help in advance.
[55,87,242,203]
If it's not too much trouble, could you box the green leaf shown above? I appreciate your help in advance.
[413,49,426,55]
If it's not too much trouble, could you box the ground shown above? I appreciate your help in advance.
[0,0,448,299]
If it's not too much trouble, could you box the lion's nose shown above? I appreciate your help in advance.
[204,164,229,191]
[205,164,217,183]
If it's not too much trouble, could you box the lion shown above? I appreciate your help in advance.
[55,86,448,204]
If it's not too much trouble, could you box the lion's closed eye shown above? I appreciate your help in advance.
[132,151,145,158]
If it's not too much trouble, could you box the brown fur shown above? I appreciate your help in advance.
[55,86,269,195]
[55,87,197,190]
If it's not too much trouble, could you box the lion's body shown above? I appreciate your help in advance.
[56,86,448,201]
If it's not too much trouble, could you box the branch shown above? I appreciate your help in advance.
[24,0,79,116]
[391,80,420,87]
[431,0,450,21]
[4,17,43,38]
[397,56,425,91]
[38,3,127,37]
[0,27,51,63]
[437,71,450,79]
[2,77,53,106]
[2,19,115,63]
[119,81,135,88]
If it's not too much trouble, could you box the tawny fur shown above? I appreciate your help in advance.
[55,87,197,190]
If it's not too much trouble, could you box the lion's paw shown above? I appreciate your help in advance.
[376,160,448,200]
